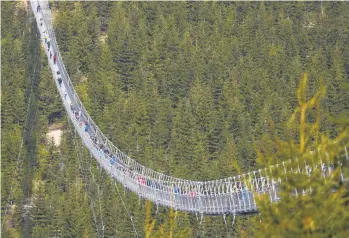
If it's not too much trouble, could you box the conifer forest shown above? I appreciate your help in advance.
[1,1,349,237]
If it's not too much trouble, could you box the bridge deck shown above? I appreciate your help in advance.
[30,0,347,215]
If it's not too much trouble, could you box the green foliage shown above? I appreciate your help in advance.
[144,200,192,238]
[1,2,32,236]
[255,74,349,237]
[2,1,349,237]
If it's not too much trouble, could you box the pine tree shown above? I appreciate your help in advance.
[31,181,50,237]
[255,73,349,237]
[169,99,197,178]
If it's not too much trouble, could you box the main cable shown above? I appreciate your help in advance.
[113,182,139,238]
[1,19,39,229]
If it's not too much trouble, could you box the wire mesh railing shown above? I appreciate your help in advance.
[31,0,348,215]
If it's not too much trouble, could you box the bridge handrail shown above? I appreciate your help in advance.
[31,0,348,215]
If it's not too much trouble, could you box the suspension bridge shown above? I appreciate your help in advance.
[30,0,348,217]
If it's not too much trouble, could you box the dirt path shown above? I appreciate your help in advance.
[47,129,63,146]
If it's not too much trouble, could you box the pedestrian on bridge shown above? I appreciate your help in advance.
[53,53,57,64]
[84,122,89,133]
[50,51,52,59]
[47,40,51,51]
[57,77,62,87]
[74,111,79,120]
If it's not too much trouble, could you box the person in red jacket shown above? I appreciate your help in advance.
[53,53,57,64]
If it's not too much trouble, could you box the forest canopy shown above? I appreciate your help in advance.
[53,1,349,178]
[1,1,349,237]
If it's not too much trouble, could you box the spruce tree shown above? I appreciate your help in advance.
[255,74,349,237]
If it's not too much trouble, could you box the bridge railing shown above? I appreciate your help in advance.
[31,0,348,215]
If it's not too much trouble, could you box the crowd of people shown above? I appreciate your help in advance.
[69,104,250,199]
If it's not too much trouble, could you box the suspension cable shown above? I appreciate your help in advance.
[113,182,139,237]
[1,27,39,229]
[68,118,104,237]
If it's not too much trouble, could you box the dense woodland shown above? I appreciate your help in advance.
[2,1,349,237]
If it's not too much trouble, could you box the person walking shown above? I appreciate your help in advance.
[84,122,89,133]
[50,51,52,59]
[37,5,40,12]
[57,77,62,87]
[47,40,51,51]
[53,53,57,64]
